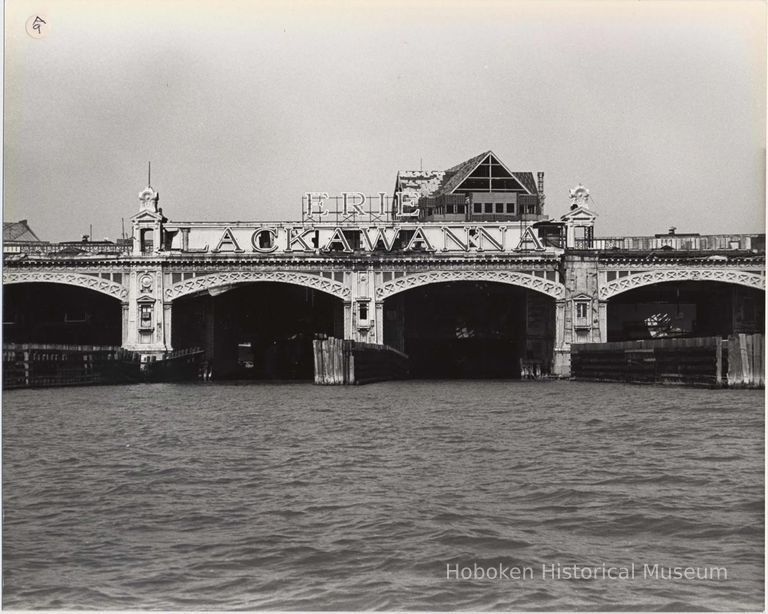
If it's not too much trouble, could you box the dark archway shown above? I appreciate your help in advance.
[607,281,764,341]
[383,281,555,378]
[3,283,122,345]
[172,282,344,380]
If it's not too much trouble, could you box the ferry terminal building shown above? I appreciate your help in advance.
[3,151,765,379]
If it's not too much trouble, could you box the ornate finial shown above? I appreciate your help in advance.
[138,185,159,212]
[569,184,590,209]
[138,161,159,212]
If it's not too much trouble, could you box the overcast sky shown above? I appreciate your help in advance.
[4,0,765,241]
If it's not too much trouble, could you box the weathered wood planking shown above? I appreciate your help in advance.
[573,335,764,388]
[312,338,409,385]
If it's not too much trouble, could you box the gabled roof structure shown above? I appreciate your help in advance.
[437,151,493,195]
[395,151,538,199]
[3,220,42,242]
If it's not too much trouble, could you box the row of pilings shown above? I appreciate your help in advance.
[4,335,762,389]
[3,344,206,389]
[571,334,764,388]
[3,344,142,389]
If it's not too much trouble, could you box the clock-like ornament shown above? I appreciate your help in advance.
[138,186,159,212]
[568,185,590,208]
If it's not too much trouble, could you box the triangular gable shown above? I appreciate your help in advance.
[136,294,156,303]
[561,206,598,222]
[131,209,164,222]
[571,292,593,301]
[447,151,532,195]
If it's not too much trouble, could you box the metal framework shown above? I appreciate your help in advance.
[164,270,350,301]
[375,269,565,300]
[2,270,129,301]
[599,268,766,300]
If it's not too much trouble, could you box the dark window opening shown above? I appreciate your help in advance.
[457,178,492,192]
[140,229,153,254]
[489,163,513,178]
[471,162,491,177]
[491,178,525,191]
[139,304,153,328]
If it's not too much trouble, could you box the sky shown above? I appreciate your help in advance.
[4,0,766,241]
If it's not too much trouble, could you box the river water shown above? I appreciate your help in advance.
[2,381,764,610]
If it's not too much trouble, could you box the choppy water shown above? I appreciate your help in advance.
[2,381,764,610]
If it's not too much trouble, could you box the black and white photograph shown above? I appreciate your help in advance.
[2,0,765,611]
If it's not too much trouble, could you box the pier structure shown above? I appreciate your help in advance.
[3,152,765,379]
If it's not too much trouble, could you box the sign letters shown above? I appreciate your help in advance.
[166,191,553,255]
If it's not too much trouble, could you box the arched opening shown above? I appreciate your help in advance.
[171,282,344,380]
[383,281,555,378]
[607,281,764,341]
[3,283,122,345]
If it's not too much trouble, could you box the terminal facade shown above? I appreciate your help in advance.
[3,151,765,378]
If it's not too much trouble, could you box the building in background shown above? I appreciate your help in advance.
[3,220,131,257]
[3,220,45,253]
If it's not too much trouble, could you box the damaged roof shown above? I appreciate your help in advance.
[395,169,447,200]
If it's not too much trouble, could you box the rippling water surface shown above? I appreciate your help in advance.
[3,381,764,610]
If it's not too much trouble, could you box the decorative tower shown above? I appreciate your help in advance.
[124,173,171,358]
[553,184,603,377]
[131,184,164,255]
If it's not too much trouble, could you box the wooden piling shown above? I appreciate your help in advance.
[312,340,322,384]
[311,337,409,385]
[727,336,739,387]
[23,350,30,387]
[715,337,723,386]
[739,333,750,386]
